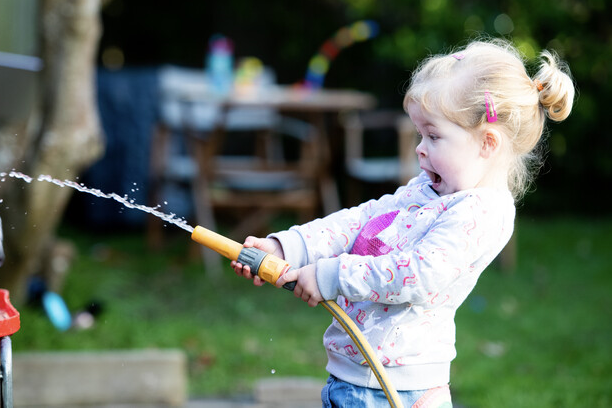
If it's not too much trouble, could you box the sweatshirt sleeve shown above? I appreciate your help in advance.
[318,191,515,304]
[268,229,309,269]
[271,188,406,267]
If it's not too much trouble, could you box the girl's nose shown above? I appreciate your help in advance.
[415,140,426,158]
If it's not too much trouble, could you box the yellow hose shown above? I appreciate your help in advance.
[320,300,403,407]
[191,226,404,407]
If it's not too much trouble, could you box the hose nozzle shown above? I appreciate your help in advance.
[191,226,295,290]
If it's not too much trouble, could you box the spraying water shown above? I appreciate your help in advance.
[1,171,194,233]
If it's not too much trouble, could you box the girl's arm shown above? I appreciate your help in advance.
[271,184,412,269]
[316,192,515,305]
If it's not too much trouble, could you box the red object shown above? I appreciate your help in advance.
[320,39,340,59]
[0,289,20,337]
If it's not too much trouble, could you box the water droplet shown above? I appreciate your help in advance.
[3,171,194,233]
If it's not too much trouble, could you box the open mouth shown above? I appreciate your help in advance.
[424,169,442,186]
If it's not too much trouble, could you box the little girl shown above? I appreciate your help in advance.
[232,39,574,407]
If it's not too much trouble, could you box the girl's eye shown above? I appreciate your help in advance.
[416,130,438,141]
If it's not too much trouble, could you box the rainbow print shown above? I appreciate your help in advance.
[339,232,350,249]
[406,203,422,212]
[385,267,395,283]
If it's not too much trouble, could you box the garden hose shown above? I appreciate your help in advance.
[191,226,403,408]
[318,299,403,408]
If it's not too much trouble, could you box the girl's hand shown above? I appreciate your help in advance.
[230,236,284,287]
[276,264,322,307]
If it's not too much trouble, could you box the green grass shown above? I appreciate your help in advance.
[11,216,612,406]
[13,222,331,396]
[453,216,612,407]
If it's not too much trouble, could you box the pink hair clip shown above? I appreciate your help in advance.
[451,52,465,60]
[484,91,497,123]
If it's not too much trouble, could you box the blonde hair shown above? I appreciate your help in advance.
[404,38,575,200]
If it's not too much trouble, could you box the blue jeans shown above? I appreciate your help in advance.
[321,375,452,407]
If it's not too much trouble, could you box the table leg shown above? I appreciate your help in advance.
[308,112,341,215]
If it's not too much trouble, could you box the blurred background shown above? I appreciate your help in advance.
[0,0,610,407]
[89,0,608,221]
[3,0,608,226]
[90,0,610,217]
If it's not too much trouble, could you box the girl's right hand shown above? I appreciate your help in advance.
[230,236,284,286]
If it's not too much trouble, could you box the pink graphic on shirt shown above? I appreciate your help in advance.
[354,262,372,281]
[396,236,409,251]
[403,274,418,286]
[356,309,366,325]
[311,228,338,256]
[416,249,424,261]
[351,210,400,256]
[397,259,411,268]
[397,258,417,286]
[436,202,448,214]
[395,357,407,366]
[386,290,401,300]
[464,219,477,235]
[344,344,358,357]
[430,293,450,306]
[348,220,361,231]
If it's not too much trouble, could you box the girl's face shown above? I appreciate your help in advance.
[407,101,486,196]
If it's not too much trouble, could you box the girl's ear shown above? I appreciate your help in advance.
[480,128,503,159]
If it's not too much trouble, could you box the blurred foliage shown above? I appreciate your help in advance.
[99,0,610,215]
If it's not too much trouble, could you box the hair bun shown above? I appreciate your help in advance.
[534,50,575,122]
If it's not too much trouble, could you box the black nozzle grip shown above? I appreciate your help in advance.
[282,280,296,291]
[237,247,267,274]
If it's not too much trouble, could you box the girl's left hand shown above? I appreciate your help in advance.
[275,264,323,307]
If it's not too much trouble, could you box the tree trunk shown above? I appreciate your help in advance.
[0,0,104,304]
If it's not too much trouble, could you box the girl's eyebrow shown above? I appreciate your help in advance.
[418,119,436,130]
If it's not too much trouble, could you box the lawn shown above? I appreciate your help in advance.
[12,215,612,407]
